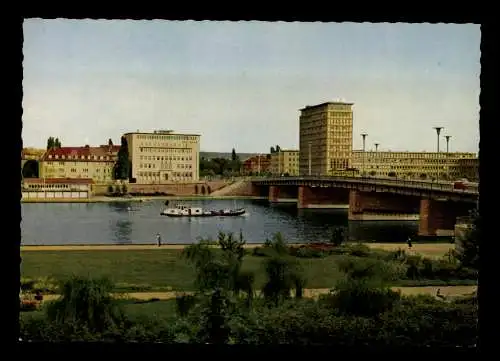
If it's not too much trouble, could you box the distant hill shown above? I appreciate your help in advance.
[200,151,260,160]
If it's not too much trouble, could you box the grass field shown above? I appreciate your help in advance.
[20,243,469,293]
[21,249,347,291]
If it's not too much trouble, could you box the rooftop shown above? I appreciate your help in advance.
[41,146,120,162]
[300,101,354,111]
[124,131,201,137]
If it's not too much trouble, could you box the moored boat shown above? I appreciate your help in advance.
[160,203,246,217]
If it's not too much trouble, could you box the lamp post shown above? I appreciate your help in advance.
[374,143,379,153]
[444,135,451,180]
[257,154,261,175]
[433,127,443,181]
[444,135,451,153]
[361,133,368,177]
[308,141,312,176]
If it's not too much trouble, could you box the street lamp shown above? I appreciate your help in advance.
[433,127,444,181]
[361,133,368,177]
[433,127,443,153]
[444,135,451,153]
[444,135,451,180]
[308,141,312,176]
[374,143,379,152]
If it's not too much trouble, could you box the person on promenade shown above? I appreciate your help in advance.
[407,236,413,249]
[156,233,162,247]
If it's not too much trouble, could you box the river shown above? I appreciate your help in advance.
[21,199,419,245]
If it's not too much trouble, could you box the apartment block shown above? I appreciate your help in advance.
[270,150,300,176]
[351,150,478,181]
[124,130,200,184]
[299,101,353,176]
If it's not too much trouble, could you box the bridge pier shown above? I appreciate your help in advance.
[418,198,475,237]
[297,186,349,209]
[348,190,420,221]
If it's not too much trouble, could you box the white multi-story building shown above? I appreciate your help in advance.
[124,130,201,184]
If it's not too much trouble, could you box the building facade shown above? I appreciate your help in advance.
[299,101,353,176]
[22,178,94,200]
[351,150,478,181]
[39,145,119,183]
[242,154,271,175]
[270,150,300,176]
[124,130,200,184]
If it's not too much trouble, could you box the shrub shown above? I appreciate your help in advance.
[292,247,328,259]
[107,185,114,194]
[345,243,371,257]
[328,278,401,317]
[45,276,126,334]
[377,300,478,347]
[337,256,406,282]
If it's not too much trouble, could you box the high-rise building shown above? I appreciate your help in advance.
[299,101,353,176]
[124,130,200,184]
[270,150,300,176]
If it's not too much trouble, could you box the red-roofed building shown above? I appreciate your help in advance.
[39,144,120,183]
[242,154,271,175]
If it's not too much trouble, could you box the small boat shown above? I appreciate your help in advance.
[160,203,246,217]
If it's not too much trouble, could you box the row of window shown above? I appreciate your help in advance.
[139,155,193,161]
[137,171,194,178]
[48,155,113,161]
[136,134,197,141]
[139,147,193,153]
[139,163,193,169]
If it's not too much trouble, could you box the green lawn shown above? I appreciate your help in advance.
[21,249,345,291]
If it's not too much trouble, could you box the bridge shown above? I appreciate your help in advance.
[244,176,479,238]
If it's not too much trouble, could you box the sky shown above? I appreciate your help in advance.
[22,20,481,153]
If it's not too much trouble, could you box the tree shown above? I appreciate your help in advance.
[22,160,39,178]
[454,209,479,270]
[270,146,275,154]
[108,138,113,146]
[231,148,237,161]
[54,138,61,148]
[330,226,347,247]
[275,145,281,152]
[114,136,130,180]
[45,276,125,333]
[46,137,55,150]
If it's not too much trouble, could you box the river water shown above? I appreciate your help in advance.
[21,199,419,245]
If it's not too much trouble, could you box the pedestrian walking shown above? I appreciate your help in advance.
[407,236,413,249]
[156,233,162,247]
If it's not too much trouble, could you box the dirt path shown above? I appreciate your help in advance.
[41,286,476,302]
[366,243,455,258]
[21,242,455,258]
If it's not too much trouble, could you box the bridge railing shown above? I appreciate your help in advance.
[252,175,479,194]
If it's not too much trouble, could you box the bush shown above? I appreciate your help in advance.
[252,247,276,257]
[290,246,328,259]
[328,278,402,317]
[337,256,406,283]
[45,276,126,334]
[345,243,371,257]
[377,300,478,347]
[330,226,348,247]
